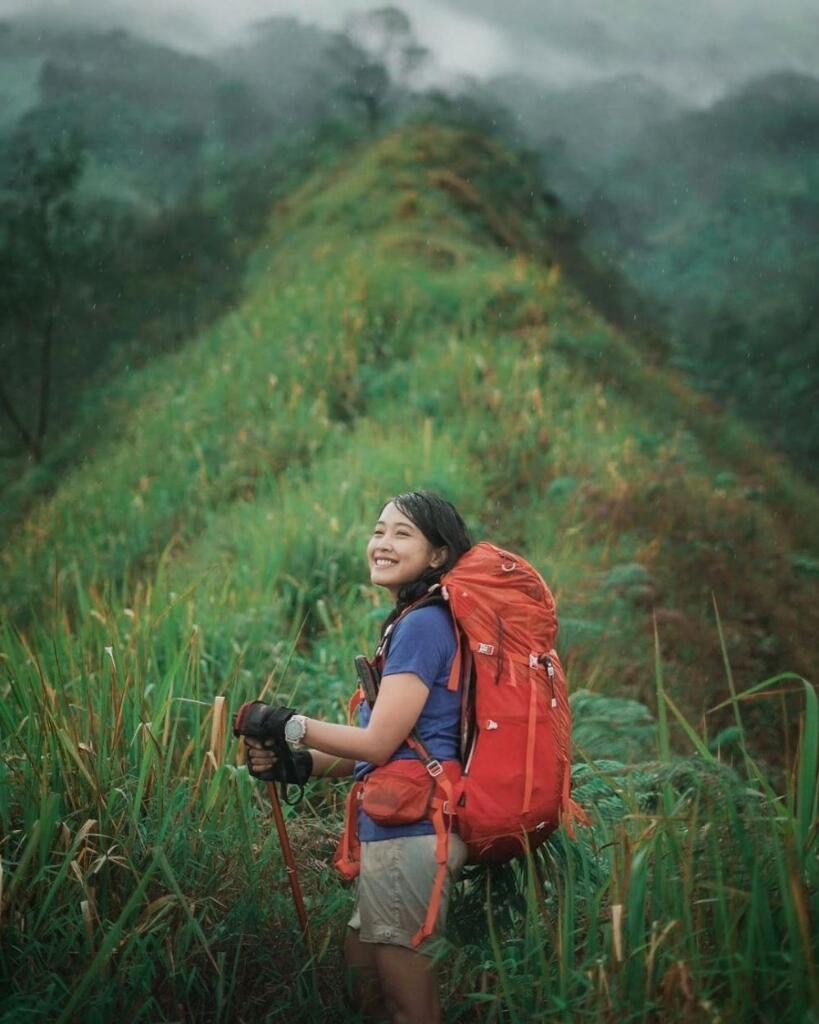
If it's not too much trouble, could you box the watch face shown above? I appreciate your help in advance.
[285,717,303,742]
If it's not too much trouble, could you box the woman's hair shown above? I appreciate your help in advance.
[378,490,472,633]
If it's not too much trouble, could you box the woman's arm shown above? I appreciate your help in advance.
[244,671,429,776]
[302,672,430,766]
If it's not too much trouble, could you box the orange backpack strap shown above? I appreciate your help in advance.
[334,781,363,881]
[406,730,461,948]
[333,687,366,882]
[347,687,364,723]
[446,613,464,693]
[410,768,458,948]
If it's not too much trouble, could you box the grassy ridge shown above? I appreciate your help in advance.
[1,124,818,1020]
[3,125,816,730]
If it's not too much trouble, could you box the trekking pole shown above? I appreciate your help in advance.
[264,778,312,950]
[233,699,313,953]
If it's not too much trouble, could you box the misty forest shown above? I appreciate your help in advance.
[0,3,817,1022]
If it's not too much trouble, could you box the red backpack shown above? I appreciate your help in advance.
[334,542,589,946]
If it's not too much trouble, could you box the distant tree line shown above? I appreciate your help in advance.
[0,6,518,475]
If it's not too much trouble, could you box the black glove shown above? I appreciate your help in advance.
[233,701,309,806]
[232,701,295,744]
[247,747,313,787]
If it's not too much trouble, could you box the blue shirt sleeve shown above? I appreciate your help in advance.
[382,604,456,690]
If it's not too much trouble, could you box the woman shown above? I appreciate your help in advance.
[246,490,473,1024]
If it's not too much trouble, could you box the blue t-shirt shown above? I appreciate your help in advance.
[354,603,460,841]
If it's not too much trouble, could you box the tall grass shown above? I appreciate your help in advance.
[0,604,337,1022]
[2,585,816,1022]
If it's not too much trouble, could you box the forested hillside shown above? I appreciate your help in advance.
[0,17,361,527]
[488,69,819,474]
[1,121,817,1021]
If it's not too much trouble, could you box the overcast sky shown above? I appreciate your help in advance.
[3,0,818,103]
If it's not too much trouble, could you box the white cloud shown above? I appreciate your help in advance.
[0,0,506,76]
[2,0,816,101]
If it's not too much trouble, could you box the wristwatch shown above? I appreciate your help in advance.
[284,714,308,746]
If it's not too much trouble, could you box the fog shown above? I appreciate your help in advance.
[2,0,817,103]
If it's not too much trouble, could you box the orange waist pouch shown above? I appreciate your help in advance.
[362,760,462,827]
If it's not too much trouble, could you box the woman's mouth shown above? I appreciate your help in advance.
[373,558,398,568]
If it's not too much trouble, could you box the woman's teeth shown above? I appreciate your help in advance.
[374,559,397,567]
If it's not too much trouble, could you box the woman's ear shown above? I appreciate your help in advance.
[430,546,448,569]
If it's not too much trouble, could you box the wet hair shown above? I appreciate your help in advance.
[377,490,473,633]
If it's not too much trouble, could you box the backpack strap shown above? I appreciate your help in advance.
[405,731,460,949]
[333,782,363,881]
[444,601,464,693]
[347,687,365,722]
[410,786,456,948]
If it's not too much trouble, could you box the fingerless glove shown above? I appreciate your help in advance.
[233,701,310,805]
[233,701,295,743]
[248,747,313,787]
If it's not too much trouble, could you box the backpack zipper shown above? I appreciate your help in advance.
[495,616,504,685]
[540,653,558,707]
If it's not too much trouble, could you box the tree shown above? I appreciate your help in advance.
[0,131,85,462]
[344,7,429,88]
[326,32,391,133]
[327,6,429,133]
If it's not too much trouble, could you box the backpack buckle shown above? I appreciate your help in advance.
[425,759,443,778]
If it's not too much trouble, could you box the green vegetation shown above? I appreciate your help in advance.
[1,123,817,1021]
[491,69,819,476]
[588,72,819,474]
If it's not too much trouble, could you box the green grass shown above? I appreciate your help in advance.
[2,603,815,1021]
[1,122,818,1021]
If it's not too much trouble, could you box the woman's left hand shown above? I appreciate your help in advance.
[244,737,278,778]
[244,736,314,786]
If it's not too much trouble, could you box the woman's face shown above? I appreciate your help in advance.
[367,501,447,597]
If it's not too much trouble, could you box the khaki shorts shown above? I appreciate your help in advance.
[347,833,468,957]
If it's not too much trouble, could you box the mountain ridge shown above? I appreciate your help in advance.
[2,122,816,760]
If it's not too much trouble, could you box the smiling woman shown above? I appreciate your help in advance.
[244,491,472,1024]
